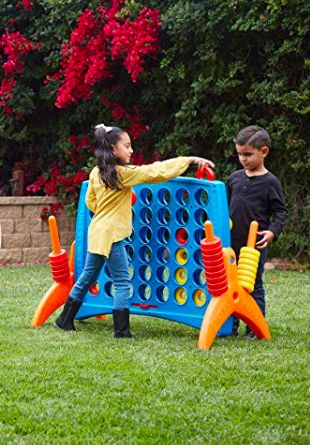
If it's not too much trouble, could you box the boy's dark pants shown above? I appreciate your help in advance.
[233,248,267,332]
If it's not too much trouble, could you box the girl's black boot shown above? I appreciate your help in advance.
[112,309,133,338]
[54,297,82,331]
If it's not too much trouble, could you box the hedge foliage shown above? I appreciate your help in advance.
[0,0,309,260]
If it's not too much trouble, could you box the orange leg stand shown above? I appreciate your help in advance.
[198,239,270,350]
[197,288,234,350]
[198,284,271,350]
[96,315,107,321]
[31,276,74,327]
[32,240,75,327]
[233,286,270,339]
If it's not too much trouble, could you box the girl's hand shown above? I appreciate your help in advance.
[256,230,275,249]
[189,157,215,169]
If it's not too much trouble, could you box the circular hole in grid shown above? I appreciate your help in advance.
[175,268,188,285]
[104,265,111,278]
[104,282,114,298]
[157,207,171,225]
[175,228,188,245]
[129,284,134,298]
[139,265,152,281]
[195,188,209,206]
[194,209,208,226]
[156,286,169,303]
[157,246,170,264]
[194,229,205,245]
[132,190,137,205]
[140,188,153,204]
[140,207,153,224]
[156,266,170,283]
[128,264,134,280]
[125,229,135,243]
[138,284,151,301]
[157,188,171,205]
[139,245,152,262]
[174,288,187,305]
[193,289,207,307]
[176,208,189,225]
[175,248,189,265]
[139,226,152,244]
[194,249,202,266]
[193,269,206,286]
[89,282,100,296]
[157,227,171,245]
[176,188,189,206]
[132,209,135,222]
[125,245,134,261]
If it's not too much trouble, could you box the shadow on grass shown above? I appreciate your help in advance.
[59,314,200,342]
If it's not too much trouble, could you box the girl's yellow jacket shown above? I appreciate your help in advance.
[85,157,190,257]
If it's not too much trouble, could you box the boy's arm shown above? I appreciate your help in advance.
[267,178,288,238]
[256,177,288,249]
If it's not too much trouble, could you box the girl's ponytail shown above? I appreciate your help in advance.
[94,124,125,190]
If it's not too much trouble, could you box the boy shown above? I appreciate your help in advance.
[226,125,288,339]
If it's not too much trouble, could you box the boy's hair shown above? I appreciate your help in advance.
[234,125,271,149]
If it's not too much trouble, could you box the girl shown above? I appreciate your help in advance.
[55,124,215,338]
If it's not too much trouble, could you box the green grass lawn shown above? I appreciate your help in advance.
[0,265,309,445]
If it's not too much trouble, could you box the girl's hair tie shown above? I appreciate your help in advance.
[95,123,113,133]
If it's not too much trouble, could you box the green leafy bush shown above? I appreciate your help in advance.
[0,0,309,261]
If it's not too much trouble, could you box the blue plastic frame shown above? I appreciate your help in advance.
[74,176,233,335]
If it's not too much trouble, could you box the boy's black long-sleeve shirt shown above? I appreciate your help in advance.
[226,169,288,254]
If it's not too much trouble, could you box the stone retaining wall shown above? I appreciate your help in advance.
[0,197,76,265]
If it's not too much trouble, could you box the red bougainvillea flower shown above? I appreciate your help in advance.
[19,0,33,11]
[48,1,160,109]
[130,150,161,166]
[40,206,50,221]
[4,105,13,116]
[27,155,90,209]
[101,96,150,140]
[50,203,64,217]
[73,171,88,185]
[0,29,40,110]
[39,203,64,221]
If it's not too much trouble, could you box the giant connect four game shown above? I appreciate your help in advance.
[74,175,233,336]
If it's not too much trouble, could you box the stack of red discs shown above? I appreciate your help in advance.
[200,237,228,296]
[49,250,70,283]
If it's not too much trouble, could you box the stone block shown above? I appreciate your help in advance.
[62,245,70,253]
[22,247,51,264]
[0,198,76,265]
[23,205,43,219]
[57,217,71,232]
[0,248,22,264]
[41,220,50,232]
[59,231,75,246]
[0,206,22,219]
[2,233,31,249]
[15,218,43,233]
[31,232,52,248]
[0,219,14,233]
[69,217,76,232]
[14,219,30,233]
[0,197,56,205]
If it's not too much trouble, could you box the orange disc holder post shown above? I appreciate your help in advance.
[31,216,75,327]
[197,220,270,350]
